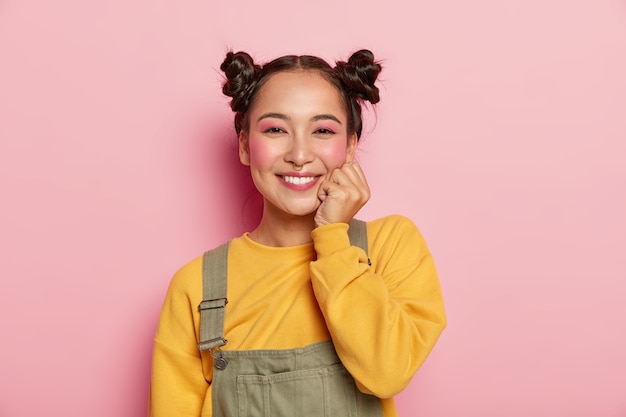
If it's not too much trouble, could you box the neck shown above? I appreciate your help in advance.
[248,207,317,247]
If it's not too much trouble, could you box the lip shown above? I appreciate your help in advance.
[277,172,322,191]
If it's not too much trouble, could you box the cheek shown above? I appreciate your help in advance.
[318,140,350,167]
[247,135,275,167]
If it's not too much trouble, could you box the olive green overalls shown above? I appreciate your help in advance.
[197,219,384,417]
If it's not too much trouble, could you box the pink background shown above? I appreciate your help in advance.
[1,0,625,416]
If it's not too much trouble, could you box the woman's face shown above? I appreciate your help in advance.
[239,70,357,220]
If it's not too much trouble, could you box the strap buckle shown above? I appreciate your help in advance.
[198,336,228,351]
[198,297,228,311]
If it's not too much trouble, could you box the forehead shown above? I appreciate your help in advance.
[251,70,346,118]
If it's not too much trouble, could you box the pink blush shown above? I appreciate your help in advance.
[315,140,350,167]
[247,133,275,165]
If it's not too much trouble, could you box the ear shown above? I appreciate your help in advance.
[239,131,250,166]
[345,133,358,163]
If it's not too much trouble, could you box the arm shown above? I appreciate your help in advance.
[149,260,210,417]
[309,215,446,398]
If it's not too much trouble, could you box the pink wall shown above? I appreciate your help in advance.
[1,0,625,416]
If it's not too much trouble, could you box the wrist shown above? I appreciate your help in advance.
[311,222,351,257]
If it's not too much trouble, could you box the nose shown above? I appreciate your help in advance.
[285,133,314,167]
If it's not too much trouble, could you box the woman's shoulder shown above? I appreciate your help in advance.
[167,239,234,295]
[365,214,423,236]
[177,235,241,273]
[364,214,431,257]
[164,254,203,298]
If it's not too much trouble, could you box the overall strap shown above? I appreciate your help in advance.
[348,218,371,265]
[197,219,369,352]
[197,242,229,352]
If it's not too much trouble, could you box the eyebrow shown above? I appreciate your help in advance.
[312,114,343,124]
[257,112,343,124]
[257,112,289,122]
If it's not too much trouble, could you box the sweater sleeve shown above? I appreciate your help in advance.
[149,259,211,417]
[309,215,446,398]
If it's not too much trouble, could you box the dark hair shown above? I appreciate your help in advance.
[220,49,382,140]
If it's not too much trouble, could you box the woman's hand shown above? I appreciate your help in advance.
[314,161,371,227]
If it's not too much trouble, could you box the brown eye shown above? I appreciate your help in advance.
[264,127,285,134]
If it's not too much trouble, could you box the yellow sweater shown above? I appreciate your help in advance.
[150,215,446,416]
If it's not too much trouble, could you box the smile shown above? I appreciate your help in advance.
[281,175,317,185]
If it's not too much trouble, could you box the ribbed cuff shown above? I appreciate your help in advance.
[311,222,351,258]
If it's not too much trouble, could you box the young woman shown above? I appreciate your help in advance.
[150,49,446,417]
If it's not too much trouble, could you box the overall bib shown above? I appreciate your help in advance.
[198,220,384,417]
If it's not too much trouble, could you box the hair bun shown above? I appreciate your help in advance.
[335,49,382,104]
[220,51,261,113]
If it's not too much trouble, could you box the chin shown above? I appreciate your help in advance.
[281,201,321,218]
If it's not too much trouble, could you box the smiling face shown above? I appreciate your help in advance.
[239,70,357,220]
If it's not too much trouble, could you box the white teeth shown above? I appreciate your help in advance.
[283,176,315,185]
